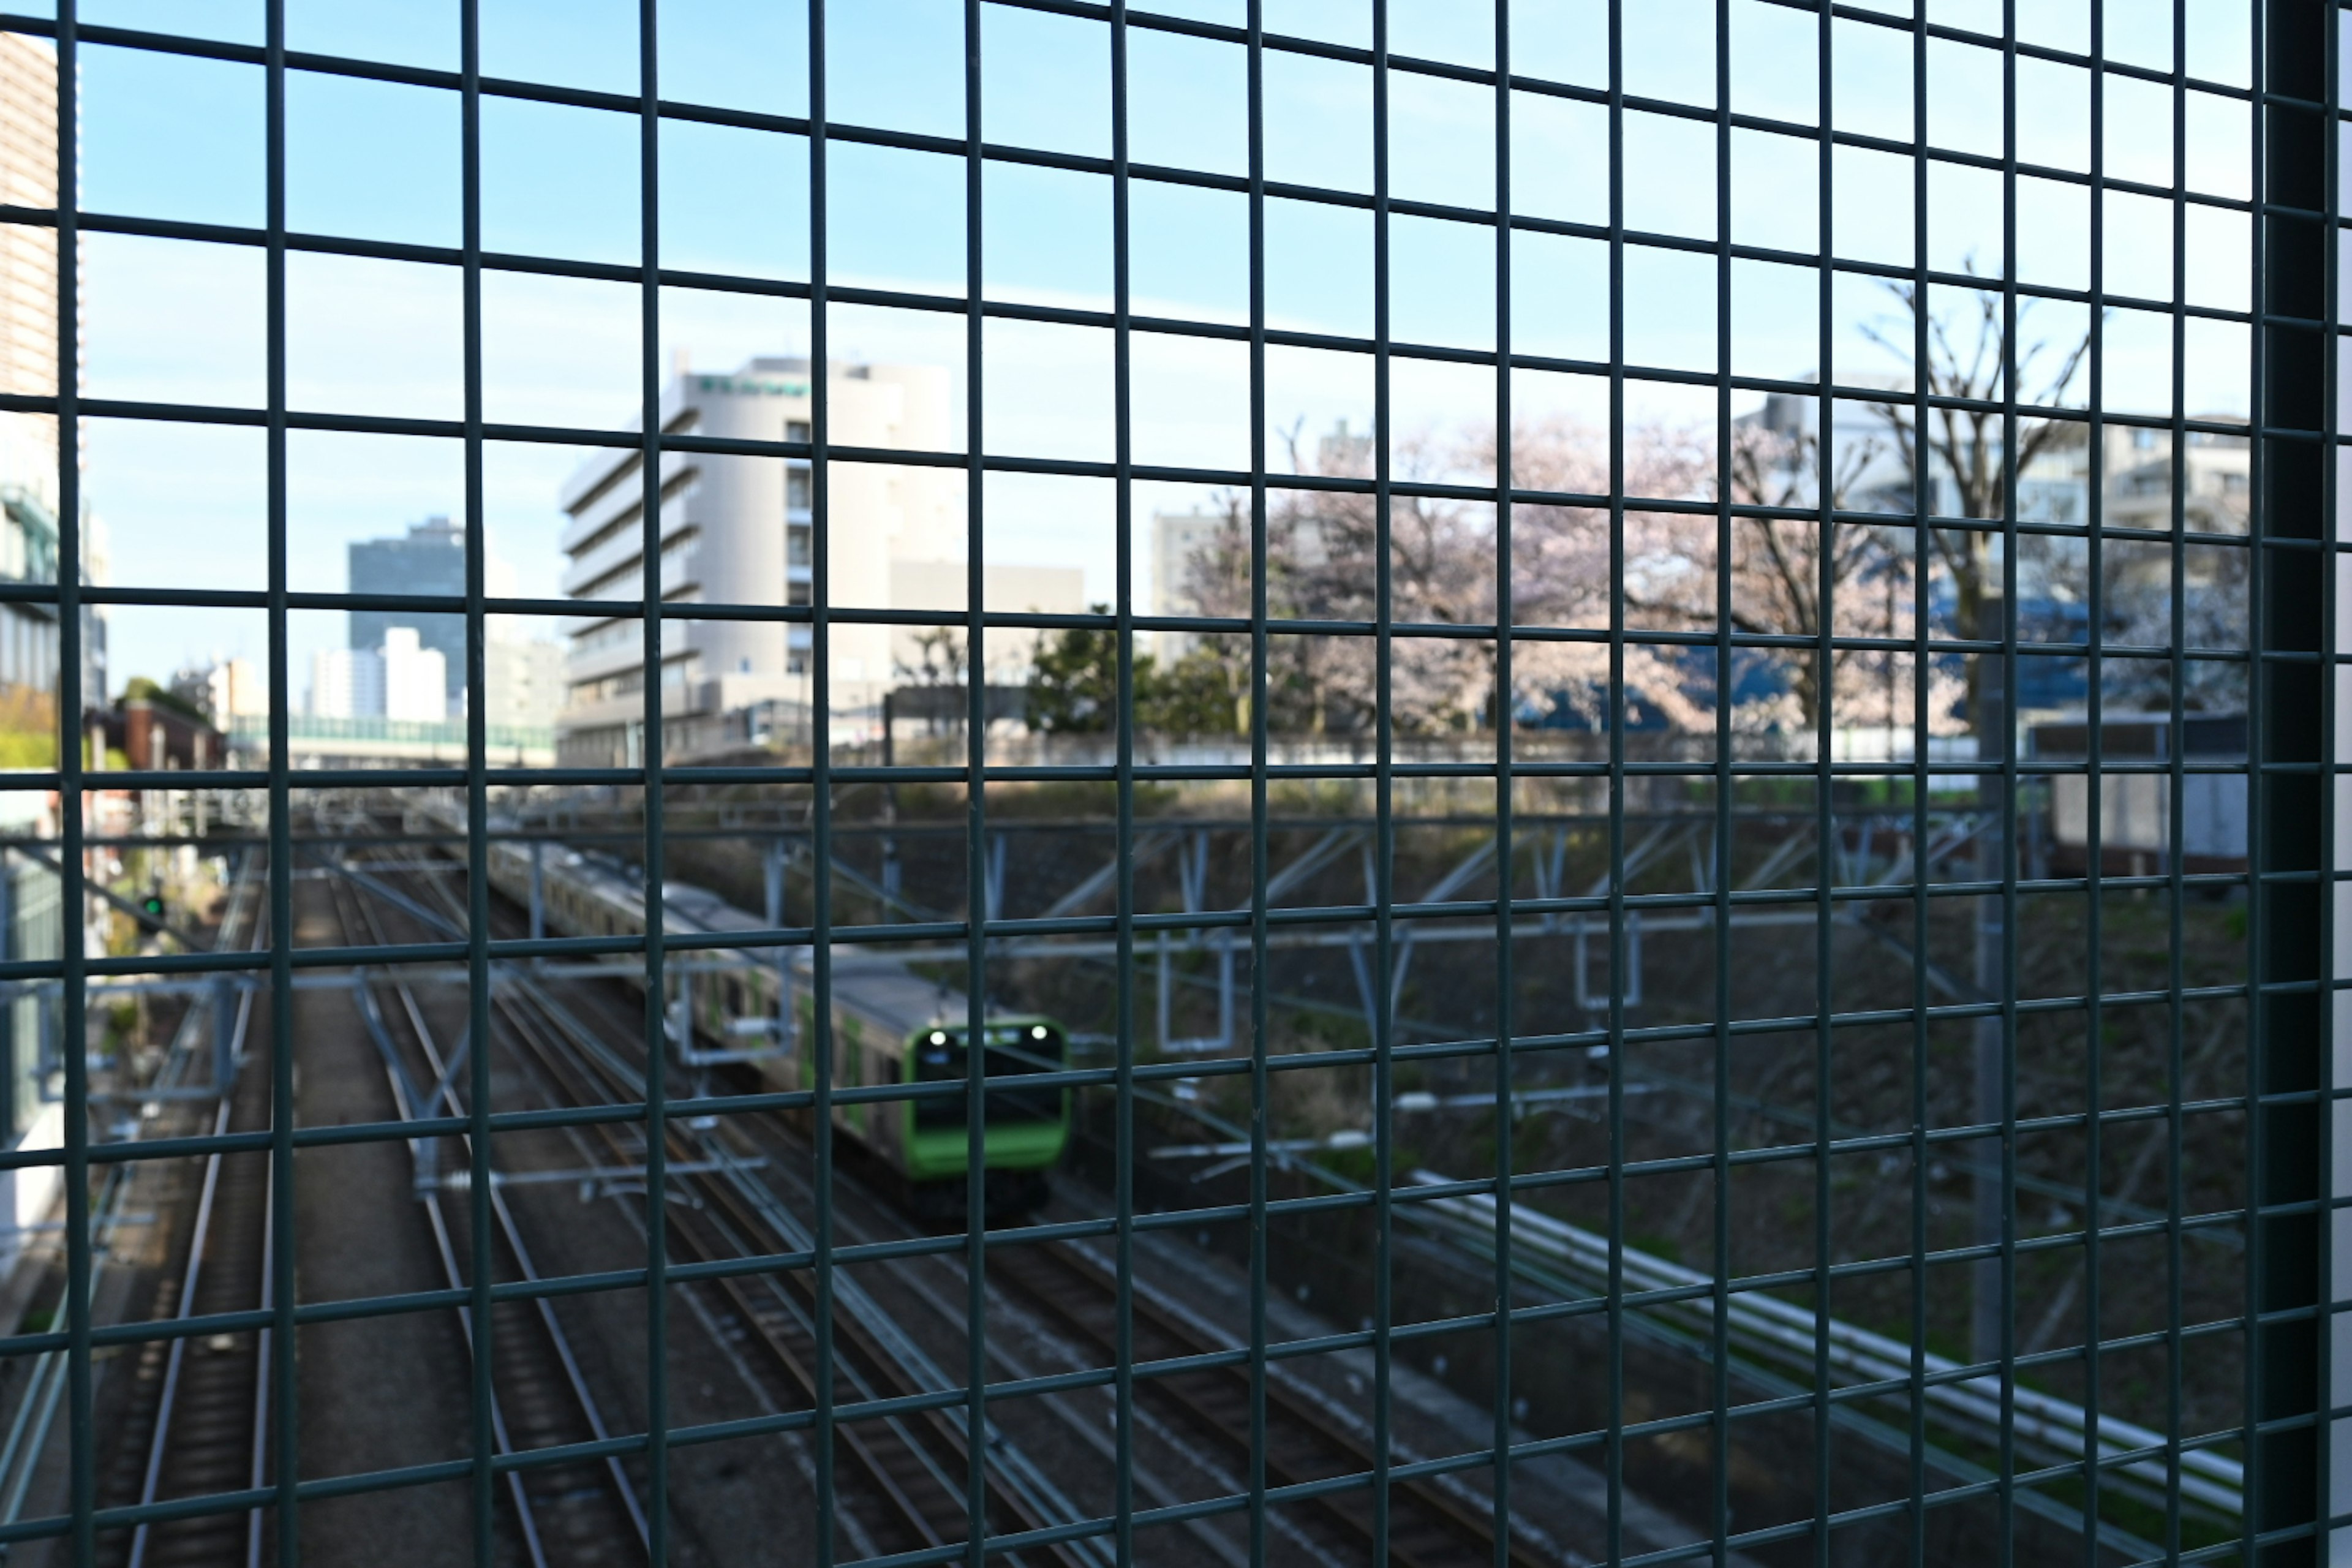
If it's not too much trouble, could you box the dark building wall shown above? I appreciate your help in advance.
[348,516,466,699]
[112,699,220,771]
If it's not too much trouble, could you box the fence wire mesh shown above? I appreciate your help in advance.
[0,0,2334,1564]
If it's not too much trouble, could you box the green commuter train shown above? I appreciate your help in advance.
[469,824,1071,1216]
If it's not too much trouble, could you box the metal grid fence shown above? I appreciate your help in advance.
[0,0,2334,1564]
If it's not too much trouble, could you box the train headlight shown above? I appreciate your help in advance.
[1030,1025,1048,1040]
[929,1031,948,1046]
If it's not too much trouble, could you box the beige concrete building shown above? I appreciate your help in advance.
[556,356,1084,764]
[2097,424,2251,536]
[483,636,564,733]
[204,657,268,723]
[1148,506,1223,659]
[885,559,1087,680]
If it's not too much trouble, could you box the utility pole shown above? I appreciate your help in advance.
[1971,590,2007,1368]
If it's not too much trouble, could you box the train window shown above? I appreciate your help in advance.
[911,1036,1060,1130]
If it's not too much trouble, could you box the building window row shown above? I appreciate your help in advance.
[574,526,700,603]
[570,467,702,565]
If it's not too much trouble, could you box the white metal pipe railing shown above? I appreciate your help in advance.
[1407,1172,2243,1517]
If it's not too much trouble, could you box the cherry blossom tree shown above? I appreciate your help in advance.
[1175,420,1717,736]
[1858,277,2092,724]
[1649,413,1964,739]
[1166,409,1975,742]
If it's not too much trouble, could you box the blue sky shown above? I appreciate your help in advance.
[9,0,2258,692]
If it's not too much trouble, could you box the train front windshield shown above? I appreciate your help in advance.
[910,1023,1065,1128]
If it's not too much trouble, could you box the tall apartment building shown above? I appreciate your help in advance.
[0,36,67,1242]
[555,356,1084,766]
[0,37,100,723]
[0,34,59,521]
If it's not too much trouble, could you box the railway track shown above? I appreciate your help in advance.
[336,812,1533,1567]
[493,988,1068,1562]
[329,822,1099,1566]
[700,1057,1541,1568]
[717,1081,1541,1568]
[985,1240,1539,1568]
[80,807,1534,1568]
[319,863,649,1568]
[94,881,271,1568]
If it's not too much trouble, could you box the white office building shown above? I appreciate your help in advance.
[380,627,447,723]
[555,355,1084,765]
[308,646,383,720]
[309,626,447,723]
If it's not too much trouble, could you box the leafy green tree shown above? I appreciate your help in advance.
[0,685,52,770]
[1027,608,1125,734]
[121,676,208,725]
[1144,645,1245,736]
[1027,610,1246,737]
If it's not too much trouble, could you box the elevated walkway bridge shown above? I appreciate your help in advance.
[227,715,556,770]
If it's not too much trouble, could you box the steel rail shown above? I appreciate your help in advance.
[119,1044,257,1568]
[479,975,967,1556]
[341,826,1103,1565]
[95,867,269,1568]
[1408,1179,2244,1515]
[319,854,650,1566]
[0,865,258,1537]
[687,1068,1273,1568]
[508,956,1117,1562]
[984,1235,1548,1568]
[488,934,1107,1566]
